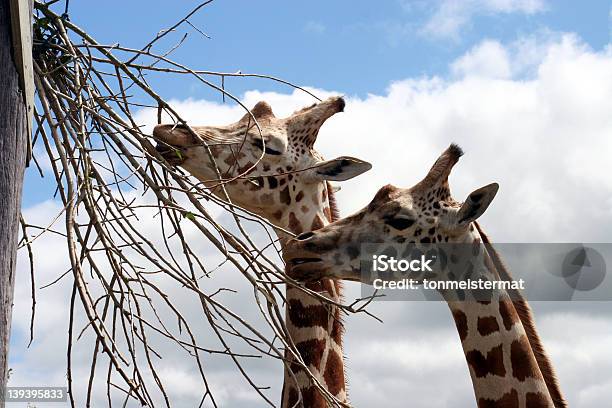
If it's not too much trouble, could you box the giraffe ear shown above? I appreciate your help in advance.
[454,183,499,227]
[306,156,372,182]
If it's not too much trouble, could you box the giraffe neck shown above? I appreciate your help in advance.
[448,297,554,408]
[444,234,554,408]
[280,185,346,408]
[474,222,567,407]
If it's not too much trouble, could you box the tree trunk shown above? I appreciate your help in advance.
[0,0,28,403]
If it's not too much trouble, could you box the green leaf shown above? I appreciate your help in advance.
[183,212,196,221]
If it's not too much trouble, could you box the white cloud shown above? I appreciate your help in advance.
[12,33,612,407]
[450,30,563,79]
[324,34,612,243]
[421,0,547,39]
[451,39,512,78]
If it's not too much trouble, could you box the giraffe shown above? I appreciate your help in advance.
[153,96,371,407]
[284,144,567,408]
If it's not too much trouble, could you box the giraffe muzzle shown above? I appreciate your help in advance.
[153,124,200,165]
[154,142,186,165]
[284,248,328,281]
[286,259,328,282]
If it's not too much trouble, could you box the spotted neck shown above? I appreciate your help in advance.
[280,184,346,408]
[446,234,554,408]
[474,223,567,408]
[449,299,554,407]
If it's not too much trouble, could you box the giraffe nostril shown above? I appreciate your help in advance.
[296,231,315,241]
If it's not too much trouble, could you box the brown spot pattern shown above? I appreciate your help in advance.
[280,186,291,205]
[238,161,255,174]
[511,335,539,381]
[477,316,500,336]
[222,155,235,167]
[295,339,326,369]
[287,386,326,408]
[477,389,519,408]
[323,351,345,396]
[452,309,468,342]
[526,392,551,407]
[287,387,299,407]
[287,299,329,329]
[466,344,506,378]
[499,299,519,331]
[288,212,303,234]
[302,387,327,408]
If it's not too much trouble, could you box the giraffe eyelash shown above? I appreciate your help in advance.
[252,138,282,155]
[383,215,416,230]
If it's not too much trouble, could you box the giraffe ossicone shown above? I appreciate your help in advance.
[285,144,567,408]
[154,96,372,407]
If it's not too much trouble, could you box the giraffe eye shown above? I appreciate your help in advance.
[252,138,282,155]
[384,216,415,230]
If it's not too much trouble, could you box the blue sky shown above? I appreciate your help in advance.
[58,0,610,98]
[23,0,610,207]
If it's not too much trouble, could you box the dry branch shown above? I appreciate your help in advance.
[19,2,377,406]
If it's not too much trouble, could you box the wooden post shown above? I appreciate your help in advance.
[0,0,32,404]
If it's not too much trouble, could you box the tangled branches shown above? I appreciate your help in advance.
[16,1,374,406]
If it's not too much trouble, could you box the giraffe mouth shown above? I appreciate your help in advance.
[153,124,197,165]
[286,258,327,282]
[155,143,186,165]
[289,257,322,266]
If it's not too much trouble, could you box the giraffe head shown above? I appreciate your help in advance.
[285,144,500,281]
[153,97,371,230]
